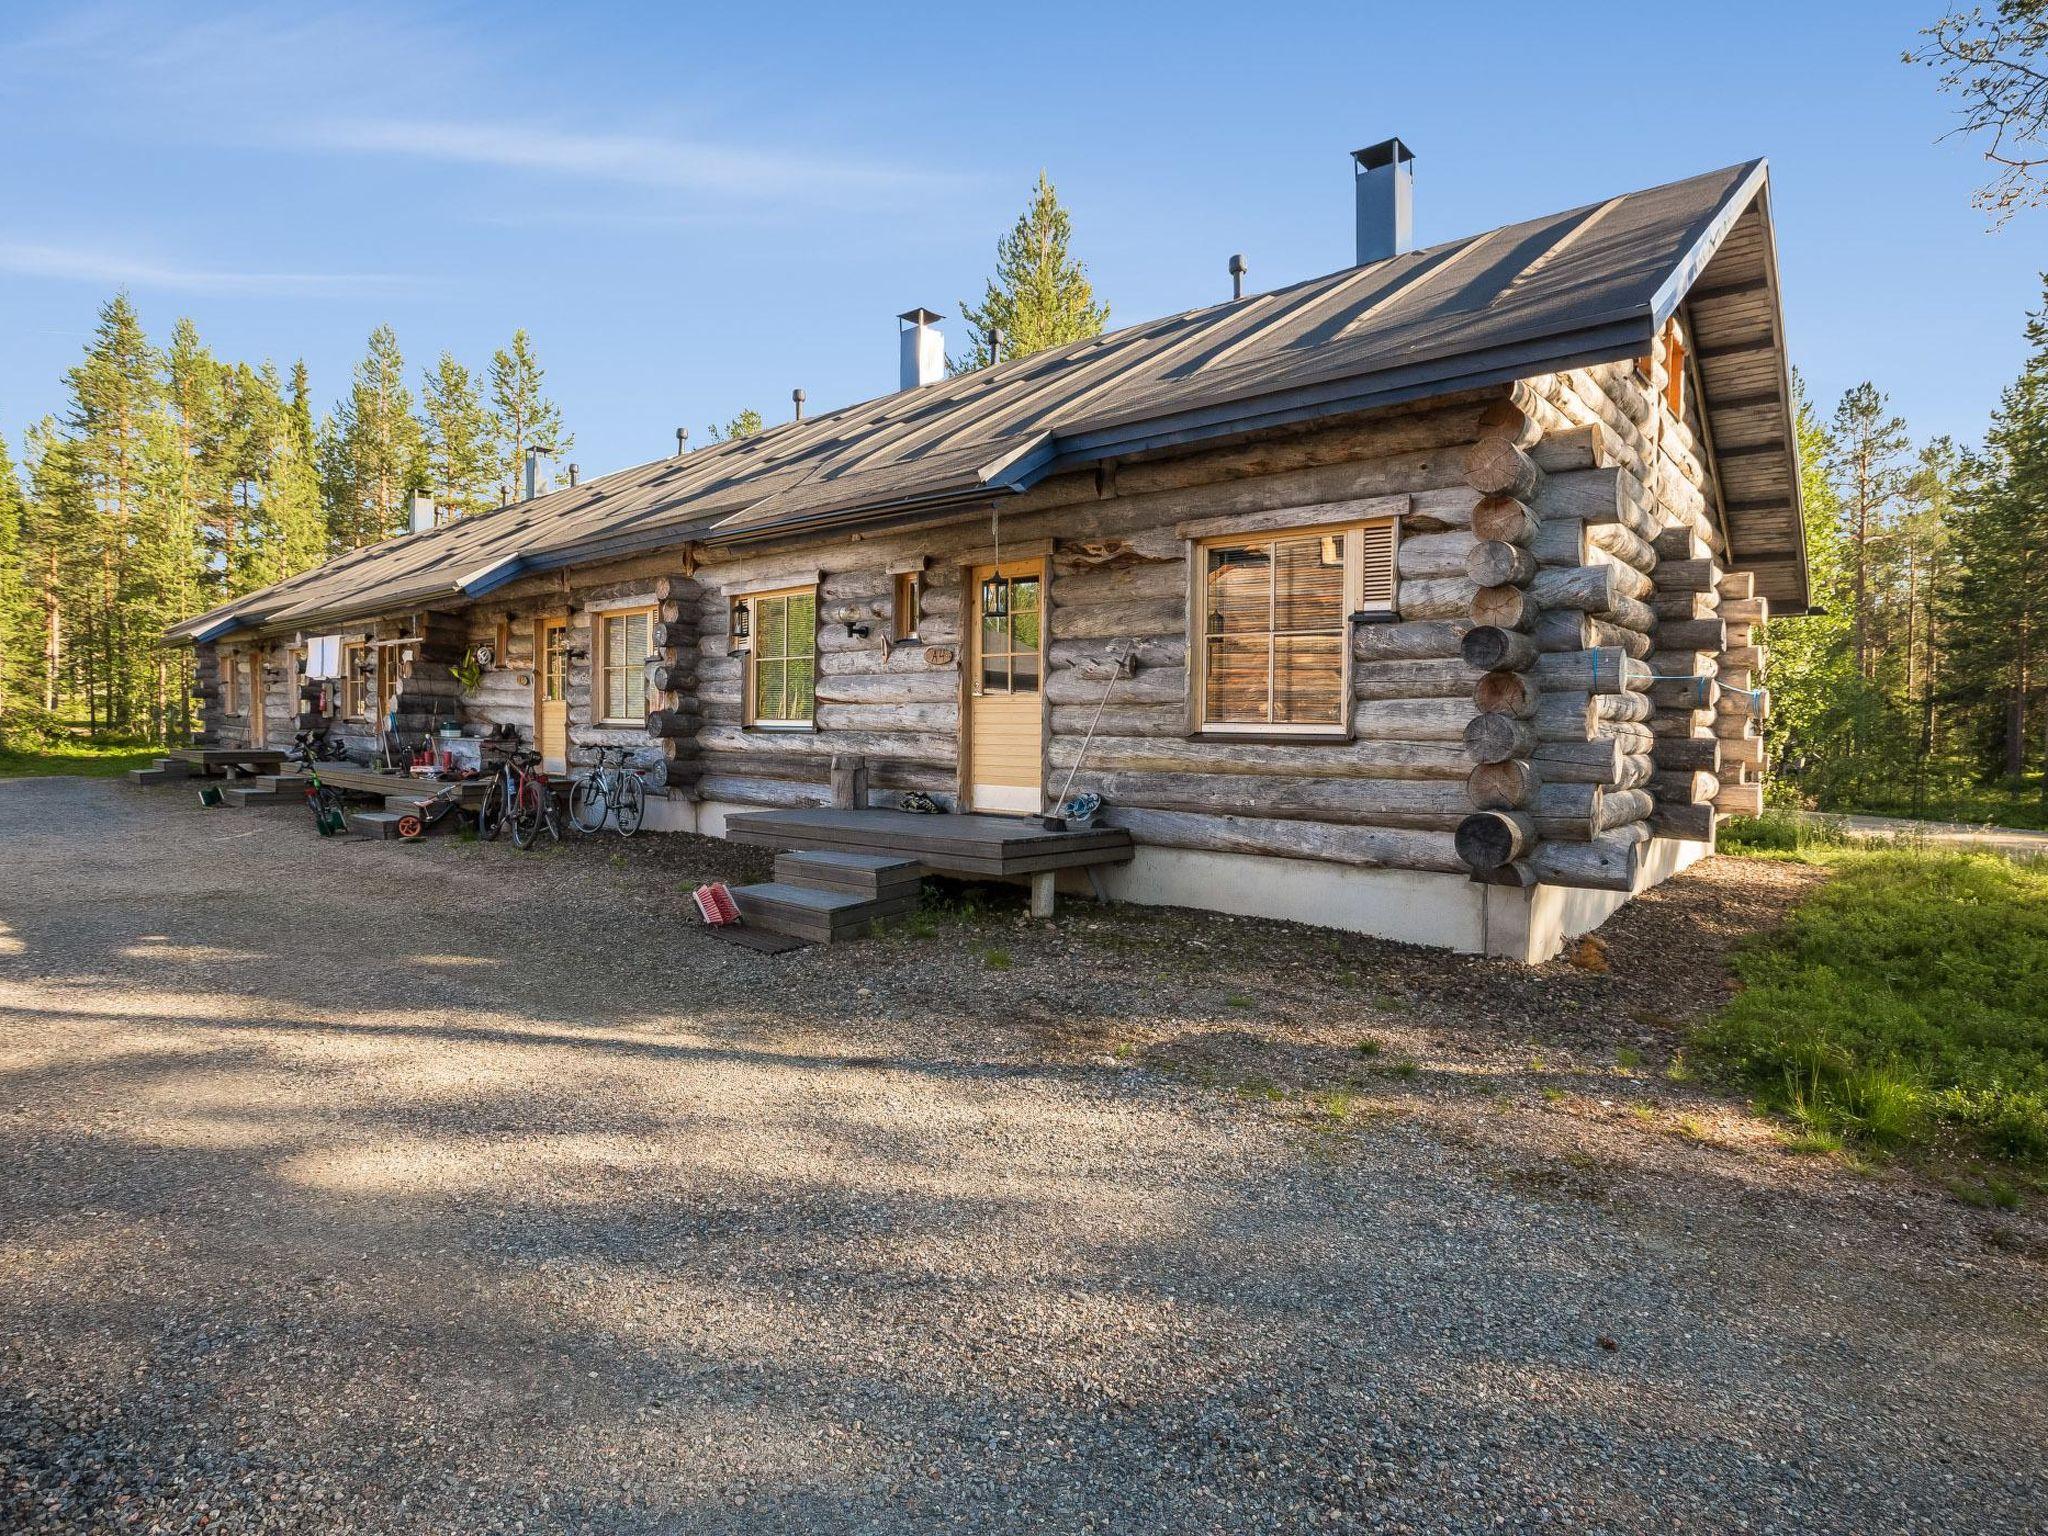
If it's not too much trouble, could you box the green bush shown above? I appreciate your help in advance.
[1696,850,2048,1164]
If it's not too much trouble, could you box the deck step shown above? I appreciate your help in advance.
[349,810,405,840]
[152,757,195,779]
[730,881,919,943]
[772,849,923,898]
[126,767,172,786]
[220,785,285,807]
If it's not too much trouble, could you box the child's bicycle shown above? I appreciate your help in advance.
[288,732,349,837]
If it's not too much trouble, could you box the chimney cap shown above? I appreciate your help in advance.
[897,307,944,327]
[1352,137,1415,172]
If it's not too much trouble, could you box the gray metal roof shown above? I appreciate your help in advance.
[170,157,1803,640]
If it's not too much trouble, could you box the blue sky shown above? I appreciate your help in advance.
[0,1,2036,482]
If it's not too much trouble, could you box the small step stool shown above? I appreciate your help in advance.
[727,851,924,945]
[220,784,285,807]
[349,810,405,840]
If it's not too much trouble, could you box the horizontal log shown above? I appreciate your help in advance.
[1470,496,1538,545]
[1353,696,1478,742]
[1658,557,1725,593]
[1719,595,1769,625]
[1531,647,1646,694]
[1529,518,1588,567]
[1656,618,1727,651]
[1717,570,1756,601]
[1713,781,1764,817]
[1397,577,1481,622]
[1529,830,1643,892]
[1467,540,1536,588]
[1043,664,1184,707]
[1398,529,1479,581]
[1589,521,1658,575]
[1649,678,1720,711]
[1474,670,1538,717]
[814,670,961,704]
[1461,625,1537,672]
[1048,704,1186,738]
[1101,805,1465,874]
[1467,758,1539,809]
[814,701,959,733]
[1532,738,1623,783]
[1465,713,1536,763]
[1651,802,1716,840]
[1456,810,1534,871]
[1652,527,1711,562]
[1048,636,1186,671]
[1533,609,1652,661]
[1651,769,1720,803]
[1469,584,1535,630]
[1049,734,1472,780]
[650,662,697,693]
[1464,438,1543,499]
[1075,770,1470,831]
[1720,736,1764,771]
[1355,618,1472,661]
[1353,657,1487,700]
[1652,735,1722,773]
[1596,787,1654,831]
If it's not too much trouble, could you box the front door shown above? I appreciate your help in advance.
[536,617,569,773]
[247,655,266,747]
[966,560,1045,813]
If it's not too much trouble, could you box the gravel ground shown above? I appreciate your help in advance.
[2,776,2043,1534]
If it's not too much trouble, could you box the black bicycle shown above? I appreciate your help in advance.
[288,732,348,837]
[569,745,647,837]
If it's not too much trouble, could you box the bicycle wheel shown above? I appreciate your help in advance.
[479,773,507,841]
[615,773,645,837]
[568,773,607,834]
[311,785,347,837]
[511,777,547,849]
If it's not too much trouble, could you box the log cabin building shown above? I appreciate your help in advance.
[165,144,1805,961]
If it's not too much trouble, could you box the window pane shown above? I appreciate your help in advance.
[981,655,1007,692]
[623,611,650,661]
[788,592,815,651]
[1205,545,1271,635]
[757,597,786,660]
[785,659,814,721]
[1010,575,1040,615]
[1273,534,1345,632]
[1205,635,1270,725]
[1011,604,1040,655]
[1011,650,1039,693]
[1272,634,1344,725]
[981,611,1006,659]
[622,662,646,720]
[757,659,785,721]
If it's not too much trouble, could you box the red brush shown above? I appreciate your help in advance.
[693,882,741,925]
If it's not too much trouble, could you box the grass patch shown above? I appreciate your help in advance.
[1351,1035,1383,1058]
[980,947,1012,971]
[1614,1046,1643,1072]
[1717,810,1856,861]
[1695,848,2048,1164]
[0,740,163,779]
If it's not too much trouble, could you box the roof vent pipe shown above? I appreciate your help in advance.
[1352,137,1415,265]
[1229,252,1248,301]
[675,427,689,456]
[898,308,945,389]
[567,463,580,488]
[792,387,806,422]
[988,326,1004,365]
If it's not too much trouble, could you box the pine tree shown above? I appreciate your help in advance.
[1944,278,2048,782]
[421,353,495,520]
[706,408,764,442]
[164,317,231,605]
[266,361,327,578]
[1828,383,1913,681]
[323,325,427,549]
[0,429,29,743]
[956,172,1109,370]
[64,293,165,731]
[488,330,570,499]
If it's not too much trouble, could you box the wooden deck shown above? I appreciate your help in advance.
[169,746,286,771]
[279,764,491,808]
[724,807,1132,879]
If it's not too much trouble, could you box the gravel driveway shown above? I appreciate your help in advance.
[3,777,2043,1534]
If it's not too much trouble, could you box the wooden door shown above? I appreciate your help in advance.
[536,617,569,772]
[966,560,1045,814]
[247,657,266,746]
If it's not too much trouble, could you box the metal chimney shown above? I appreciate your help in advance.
[409,491,437,534]
[897,308,945,389]
[1353,138,1415,265]
[522,443,556,502]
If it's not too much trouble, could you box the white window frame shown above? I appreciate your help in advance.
[1187,517,1397,738]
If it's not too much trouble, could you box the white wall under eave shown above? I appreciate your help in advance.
[683,797,1710,962]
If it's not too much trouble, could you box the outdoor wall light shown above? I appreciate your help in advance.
[831,603,870,639]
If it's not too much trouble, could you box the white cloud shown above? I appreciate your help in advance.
[306,118,968,204]
[0,242,415,297]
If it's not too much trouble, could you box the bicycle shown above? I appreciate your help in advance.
[510,750,564,850]
[569,745,647,837]
[288,732,349,837]
[477,747,523,842]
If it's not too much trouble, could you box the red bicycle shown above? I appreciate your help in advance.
[509,750,564,849]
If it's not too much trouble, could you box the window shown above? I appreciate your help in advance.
[743,588,816,727]
[974,569,1041,695]
[595,606,654,724]
[893,571,922,641]
[341,643,368,719]
[1193,520,1395,733]
[221,653,241,715]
